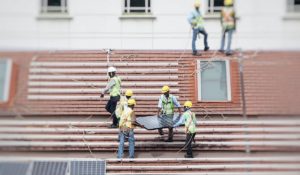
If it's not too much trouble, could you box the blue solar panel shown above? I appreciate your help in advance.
[136,113,182,130]
[0,162,29,175]
[70,161,105,175]
[31,161,68,175]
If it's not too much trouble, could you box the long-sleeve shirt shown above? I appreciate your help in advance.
[158,95,181,108]
[187,9,204,29]
[102,78,116,94]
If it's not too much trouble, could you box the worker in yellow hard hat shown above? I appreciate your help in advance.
[188,0,210,56]
[157,85,181,142]
[116,89,134,120]
[174,101,197,158]
[101,66,122,128]
[118,98,137,159]
[219,0,236,56]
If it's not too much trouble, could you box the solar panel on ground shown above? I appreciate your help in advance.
[70,161,105,175]
[0,162,29,175]
[31,161,68,175]
[136,113,182,130]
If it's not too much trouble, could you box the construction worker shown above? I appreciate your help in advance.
[182,101,197,158]
[100,66,121,128]
[157,85,181,142]
[219,0,236,56]
[116,89,133,120]
[188,0,210,56]
[117,98,136,159]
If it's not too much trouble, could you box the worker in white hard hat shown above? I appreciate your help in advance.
[188,0,210,56]
[101,66,122,128]
[219,0,236,56]
[157,85,181,142]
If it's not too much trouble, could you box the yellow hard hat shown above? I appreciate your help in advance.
[125,89,133,97]
[224,0,233,6]
[161,85,170,93]
[194,0,201,7]
[184,101,193,108]
[127,99,136,106]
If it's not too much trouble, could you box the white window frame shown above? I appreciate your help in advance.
[206,0,224,14]
[123,0,151,14]
[197,59,232,102]
[287,0,300,12]
[0,59,12,102]
[41,0,68,13]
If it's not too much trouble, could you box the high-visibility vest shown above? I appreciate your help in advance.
[110,76,121,97]
[116,96,129,119]
[161,95,174,115]
[191,10,204,29]
[221,6,235,30]
[184,110,196,134]
[119,107,134,129]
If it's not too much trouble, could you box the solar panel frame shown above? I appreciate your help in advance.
[70,160,105,175]
[31,161,68,175]
[0,162,30,175]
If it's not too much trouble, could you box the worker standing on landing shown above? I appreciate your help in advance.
[188,0,210,56]
[118,99,137,159]
[157,85,181,142]
[219,0,236,56]
[116,89,134,120]
[100,66,121,128]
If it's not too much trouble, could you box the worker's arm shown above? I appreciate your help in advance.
[172,96,181,115]
[101,78,116,97]
[131,111,136,126]
[173,114,185,127]
[157,96,162,116]
[187,11,196,27]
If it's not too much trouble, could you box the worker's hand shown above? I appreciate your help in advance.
[100,93,104,98]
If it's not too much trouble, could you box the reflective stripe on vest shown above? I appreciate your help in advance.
[119,107,133,129]
[161,95,174,115]
[110,76,121,97]
[222,7,235,29]
[184,111,196,134]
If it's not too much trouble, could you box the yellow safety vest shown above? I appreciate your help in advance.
[119,107,134,129]
[161,95,174,115]
[116,96,129,119]
[184,111,196,134]
[110,76,121,97]
[221,7,235,30]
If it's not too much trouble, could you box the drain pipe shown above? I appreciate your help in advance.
[238,49,251,154]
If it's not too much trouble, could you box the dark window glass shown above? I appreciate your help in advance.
[48,0,61,6]
[130,0,145,7]
[295,0,300,5]
[214,0,224,7]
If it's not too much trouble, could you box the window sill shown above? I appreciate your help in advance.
[37,13,73,20]
[119,14,156,20]
[203,13,221,20]
[283,13,300,20]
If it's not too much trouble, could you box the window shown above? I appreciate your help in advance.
[0,59,12,102]
[207,0,224,14]
[287,0,300,12]
[197,60,231,102]
[123,0,151,14]
[41,0,68,13]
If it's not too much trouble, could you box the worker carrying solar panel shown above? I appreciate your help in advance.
[157,85,182,142]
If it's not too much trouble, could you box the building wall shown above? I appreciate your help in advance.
[0,0,300,50]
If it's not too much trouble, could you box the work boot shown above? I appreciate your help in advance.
[158,129,164,136]
[184,154,193,158]
[110,124,118,128]
[218,49,225,53]
[165,138,173,142]
[204,46,210,51]
[192,51,201,56]
[225,51,233,56]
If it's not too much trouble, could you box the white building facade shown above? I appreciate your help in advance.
[0,0,300,51]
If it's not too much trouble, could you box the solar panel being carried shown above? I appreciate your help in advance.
[136,113,182,130]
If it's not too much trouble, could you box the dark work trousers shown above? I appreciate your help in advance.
[105,95,120,126]
[158,114,174,141]
[186,133,196,157]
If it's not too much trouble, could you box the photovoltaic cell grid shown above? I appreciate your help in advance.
[136,113,182,130]
[31,161,68,175]
[71,161,105,175]
[0,162,29,175]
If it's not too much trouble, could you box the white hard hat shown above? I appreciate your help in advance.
[107,66,117,73]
